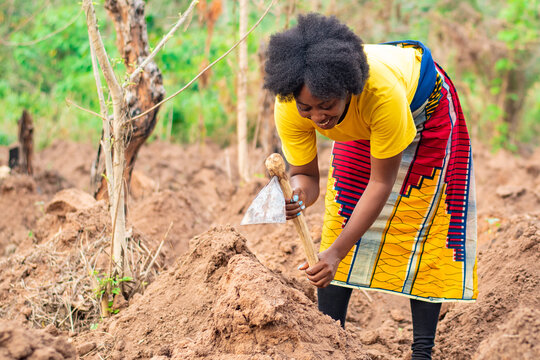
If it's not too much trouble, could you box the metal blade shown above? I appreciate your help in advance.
[241,176,286,225]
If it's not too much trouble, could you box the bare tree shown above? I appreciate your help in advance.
[255,41,279,156]
[237,0,249,182]
[93,0,166,200]
[84,0,129,284]
[81,0,275,315]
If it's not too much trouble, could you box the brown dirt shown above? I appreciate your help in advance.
[0,174,46,257]
[0,320,76,359]
[74,226,376,359]
[435,214,540,359]
[0,139,539,359]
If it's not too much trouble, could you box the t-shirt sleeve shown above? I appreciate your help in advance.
[274,99,317,166]
[369,84,417,159]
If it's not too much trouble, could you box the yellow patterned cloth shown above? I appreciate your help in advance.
[320,65,477,302]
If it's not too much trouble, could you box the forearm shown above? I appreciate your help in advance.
[288,155,320,207]
[330,179,393,259]
[290,173,319,206]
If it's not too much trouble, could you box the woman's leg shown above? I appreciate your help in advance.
[317,285,353,328]
[410,299,442,360]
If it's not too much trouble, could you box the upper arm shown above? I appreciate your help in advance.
[274,99,318,166]
[290,154,319,180]
[369,152,402,187]
[369,84,416,159]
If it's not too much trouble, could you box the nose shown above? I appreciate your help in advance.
[310,111,326,124]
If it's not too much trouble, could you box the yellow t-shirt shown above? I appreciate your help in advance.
[275,44,422,166]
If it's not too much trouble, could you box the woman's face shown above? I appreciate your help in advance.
[294,85,349,130]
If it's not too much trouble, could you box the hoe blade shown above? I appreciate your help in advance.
[241,176,286,225]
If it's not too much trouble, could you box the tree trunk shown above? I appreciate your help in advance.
[237,0,249,182]
[257,41,279,156]
[94,0,165,200]
[502,67,527,139]
[84,0,128,281]
[18,109,34,175]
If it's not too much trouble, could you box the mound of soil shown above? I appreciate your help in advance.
[474,145,540,243]
[435,215,540,358]
[0,188,163,332]
[0,320,76,359]
[0,175,46,257]
[74,227,380,359]
[474,307,540,359]
[0,195,111,328]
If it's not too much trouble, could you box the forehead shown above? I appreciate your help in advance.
[295,85,335,105]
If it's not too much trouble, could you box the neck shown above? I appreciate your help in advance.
[338,94,352,124]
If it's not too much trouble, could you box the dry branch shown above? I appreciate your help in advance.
[128,0,277,123]
[83,0,127,279]
[8,1,50,33]
[126,0,199,87]
[89,37,114,202]
[237,0,249,181]
[1,8,83,47]
[66,99,106,120]
[83,2,123,110]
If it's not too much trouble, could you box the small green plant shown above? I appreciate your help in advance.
[93,271,132,314]
[93,272,132,295]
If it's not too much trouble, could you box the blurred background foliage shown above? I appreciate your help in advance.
[0,0,539,152]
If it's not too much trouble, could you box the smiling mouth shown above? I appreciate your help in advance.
[318,118,332,128]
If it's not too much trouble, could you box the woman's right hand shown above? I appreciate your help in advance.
[297,247,342,288]
[285,188,307,220]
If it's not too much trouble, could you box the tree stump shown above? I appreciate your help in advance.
[8,109,34,175]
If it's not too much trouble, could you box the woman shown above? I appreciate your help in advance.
[264,13,477,359]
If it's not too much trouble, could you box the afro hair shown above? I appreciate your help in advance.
[263,13,369,102]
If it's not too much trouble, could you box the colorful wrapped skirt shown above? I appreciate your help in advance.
[320,64,478,302]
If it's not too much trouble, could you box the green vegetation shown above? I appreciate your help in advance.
[1,0,538,151]
[93,272,133,314]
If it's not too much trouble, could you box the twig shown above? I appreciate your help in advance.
[167,107,173,140]
[225,148,232,184]
[89,29,114,198]
[127,0,277,124]
[5,1,50,35]
[125,0,199,87]
[142,222,172,280]
[67,302,75,333]
[83,0,123,118]
[1,8,83,47]
[361,288,373,303]
[108,171,125,279]
[66,99,107,120]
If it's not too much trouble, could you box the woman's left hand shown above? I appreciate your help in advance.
[297,247,342,288]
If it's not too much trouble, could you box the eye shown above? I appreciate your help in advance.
[298,106,310,112]
[319,101,335,110]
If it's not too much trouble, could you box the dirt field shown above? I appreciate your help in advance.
[0,139,539,359]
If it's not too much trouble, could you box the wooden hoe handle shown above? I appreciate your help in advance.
[265,153,319,267]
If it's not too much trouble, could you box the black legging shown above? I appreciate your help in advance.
[318,285,441,360]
